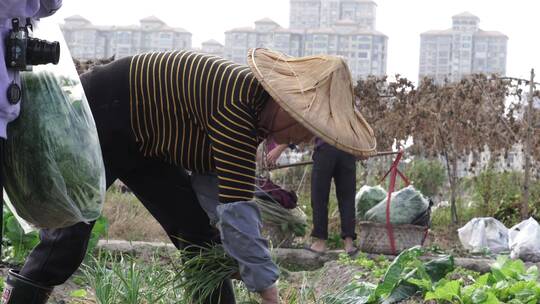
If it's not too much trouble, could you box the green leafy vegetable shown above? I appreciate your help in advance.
[425,280,462,303]
[325,246,455,304]
[2,71,105,228]
[2,207,39,263]
[355,185,387,220]
[426,256,540,304]
[70,289,88,298]
[364,186,430,224]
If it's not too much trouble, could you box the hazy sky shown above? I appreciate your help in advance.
[50,0,540,84]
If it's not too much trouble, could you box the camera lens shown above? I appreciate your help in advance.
[26,37,60,66]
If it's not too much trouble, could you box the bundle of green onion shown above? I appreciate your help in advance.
[176,244,239,304]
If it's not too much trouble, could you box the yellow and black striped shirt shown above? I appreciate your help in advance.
[129,51,269,203]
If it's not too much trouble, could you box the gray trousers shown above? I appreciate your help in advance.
[190,173,279,292]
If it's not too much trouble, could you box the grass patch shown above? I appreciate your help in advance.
[102,186,167,242]
[81,251,181,304]
[175,244,239,304]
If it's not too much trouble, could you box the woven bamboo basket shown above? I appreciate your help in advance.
[358,221,428,255]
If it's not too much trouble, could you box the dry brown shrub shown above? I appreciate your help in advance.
[102,187,168,242]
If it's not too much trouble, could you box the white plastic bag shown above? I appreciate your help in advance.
[1,21,106,229]
[3,192,36,234]
[458,218,509,254]
[509,218,540,262]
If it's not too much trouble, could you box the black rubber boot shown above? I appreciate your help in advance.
[1,269,53,304]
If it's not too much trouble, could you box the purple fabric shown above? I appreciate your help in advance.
[255,178,298,209]
[0,0,62,138]
[314,137,328,150]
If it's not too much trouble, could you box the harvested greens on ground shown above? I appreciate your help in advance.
[364,186,430,225]
[2,71,106,229]
[355,185,387,220]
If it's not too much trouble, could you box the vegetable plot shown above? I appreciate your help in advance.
[324,247,454,304]
[425,256,540,304]
[325,247,540,304]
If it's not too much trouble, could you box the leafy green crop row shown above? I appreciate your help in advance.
[327,247,540,304]
[424,256,540,304]
[325,246,454,304]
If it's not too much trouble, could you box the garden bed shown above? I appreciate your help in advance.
[2,237,539,303]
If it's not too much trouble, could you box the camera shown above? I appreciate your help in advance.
[5,18,60,71]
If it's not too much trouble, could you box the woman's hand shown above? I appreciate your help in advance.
[266,144,288,167]
[259,284,280,304]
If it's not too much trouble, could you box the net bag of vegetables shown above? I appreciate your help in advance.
[364,185,429,225]
[355,185,387,221]
[1,22,106,229]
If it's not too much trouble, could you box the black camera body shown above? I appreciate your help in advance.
[5,18,60,71]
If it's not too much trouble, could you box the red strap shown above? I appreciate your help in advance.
[384,151,404,255]
[380,165,392,183]
[385,163,398,255]
[379,153,409,186]
[421,227,429,246]
[397,169,410,187]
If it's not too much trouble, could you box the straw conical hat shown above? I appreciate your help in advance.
[247,48,377,157]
